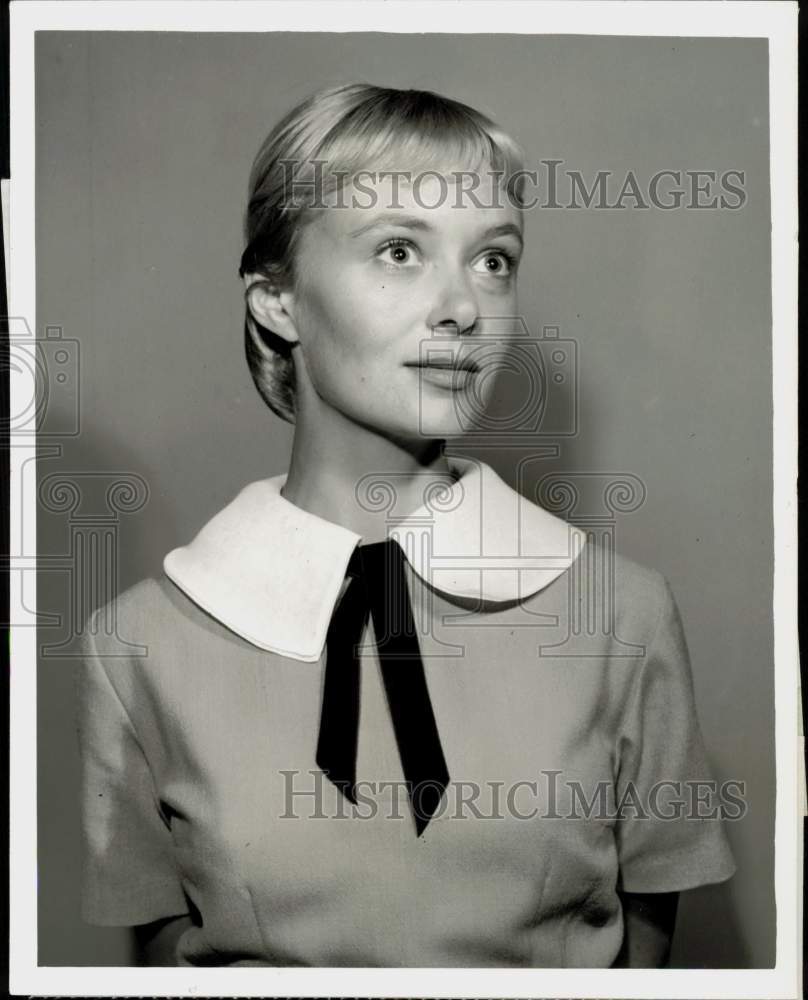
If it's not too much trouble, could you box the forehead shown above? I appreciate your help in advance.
[307,170,523,242]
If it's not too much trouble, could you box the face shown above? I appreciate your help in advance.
[279,169,524,442]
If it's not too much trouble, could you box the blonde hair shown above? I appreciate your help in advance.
[239,82,527,423]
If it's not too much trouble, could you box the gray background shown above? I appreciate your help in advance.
[35,32,772,967]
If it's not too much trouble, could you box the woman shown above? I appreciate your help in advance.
[76,83,736,968]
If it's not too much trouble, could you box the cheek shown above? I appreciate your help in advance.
[294,280,415,410]
[297,276,412,371]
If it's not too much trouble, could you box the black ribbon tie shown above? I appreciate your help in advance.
[315,538,450,836]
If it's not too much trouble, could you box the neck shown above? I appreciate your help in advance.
[281,408,457,542]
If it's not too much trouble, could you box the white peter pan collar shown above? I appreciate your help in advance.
[163,456,587,662]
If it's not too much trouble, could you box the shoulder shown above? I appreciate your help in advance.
[524,535,677,646]
[84,573,242,649]
[608,547,674,635]
[77,573,268,743]
[78,573,259,703]
[579,541,689,666]
[85,576,169,637]
[569,533,670,601]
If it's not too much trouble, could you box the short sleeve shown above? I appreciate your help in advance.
[614,576,738,893]
[75,611,190,926]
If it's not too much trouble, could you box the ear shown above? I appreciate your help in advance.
[243,273,299,346]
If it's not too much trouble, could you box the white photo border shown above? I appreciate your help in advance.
[8,1,800,997]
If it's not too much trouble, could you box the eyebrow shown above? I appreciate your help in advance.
[348,214,524,249]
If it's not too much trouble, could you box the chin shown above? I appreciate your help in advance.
[411,403,477,440]
[346,395,480,444]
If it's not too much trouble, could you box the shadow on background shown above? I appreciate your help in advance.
[37,406,178,966]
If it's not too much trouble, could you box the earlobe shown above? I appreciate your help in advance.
[244,276,299,346]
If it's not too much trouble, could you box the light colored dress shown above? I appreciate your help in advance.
[75,457,736,967]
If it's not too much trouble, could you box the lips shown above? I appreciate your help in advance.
[406,361,480,392]
[406,359,480,373]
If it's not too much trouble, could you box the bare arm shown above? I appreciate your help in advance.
[611,890,680,968]
[133,914,195,966]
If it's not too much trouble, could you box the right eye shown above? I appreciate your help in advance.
[377,239,421,268]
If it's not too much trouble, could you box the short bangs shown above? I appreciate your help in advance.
[260,84,527,214]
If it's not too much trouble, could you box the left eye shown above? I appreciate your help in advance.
[473,252,513,276]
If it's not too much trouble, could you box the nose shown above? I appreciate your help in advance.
[425,263,479,336]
